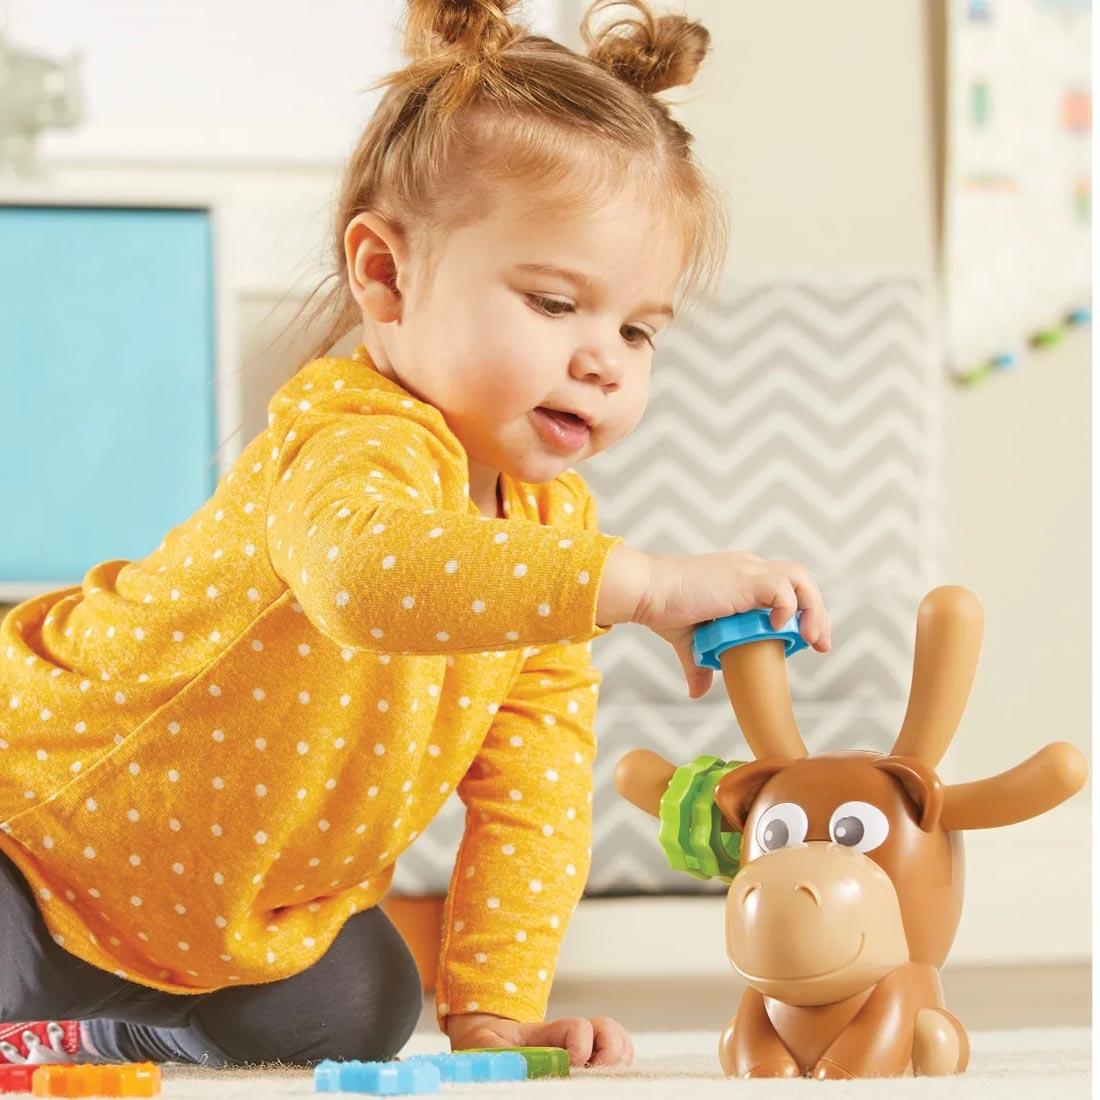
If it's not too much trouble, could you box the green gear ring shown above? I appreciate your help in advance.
[657,755,746,882]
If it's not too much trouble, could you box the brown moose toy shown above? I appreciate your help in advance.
[614,586,1088,1079]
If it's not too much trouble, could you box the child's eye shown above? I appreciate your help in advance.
[526,293,574,317]
[526,294,655,349]
[622,325,656,350]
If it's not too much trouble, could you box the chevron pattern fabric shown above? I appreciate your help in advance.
[392,275,941,896]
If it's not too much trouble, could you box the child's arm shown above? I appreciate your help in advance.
[434,630,599,1031]
[264,391,643,654]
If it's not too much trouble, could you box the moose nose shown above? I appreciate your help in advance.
[739,882,761,909]
[794,881,822,907]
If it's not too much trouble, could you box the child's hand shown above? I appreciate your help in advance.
[634,550,830,700]
[445,1010,634,1067]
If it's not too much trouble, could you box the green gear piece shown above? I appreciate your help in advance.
[462,1047,570,1078]
[688,763,742,881]
[657,755,746,882]
[657,753,722,877]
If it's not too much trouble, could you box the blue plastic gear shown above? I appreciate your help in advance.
[403,1051,528,1083]
[314,1057,441,1095]
[692,608,808,670]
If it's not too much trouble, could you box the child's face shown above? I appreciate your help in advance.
[349,183,685,502]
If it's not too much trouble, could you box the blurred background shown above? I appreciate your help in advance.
[0,0,1091,1031]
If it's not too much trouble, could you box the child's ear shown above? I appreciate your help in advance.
[344,212,406,323]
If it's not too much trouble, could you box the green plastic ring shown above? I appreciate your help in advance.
[657,755,746,882]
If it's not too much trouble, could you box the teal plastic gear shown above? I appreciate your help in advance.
[692,608,809,670]
[657,754,746,882]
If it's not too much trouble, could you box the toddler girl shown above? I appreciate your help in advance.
[0,0,829,1072]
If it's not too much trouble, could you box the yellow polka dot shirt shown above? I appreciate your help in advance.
[0,346,625,1027]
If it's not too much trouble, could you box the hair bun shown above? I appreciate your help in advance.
[581,0,710,96]
[404,0,523,61]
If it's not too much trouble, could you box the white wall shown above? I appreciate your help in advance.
[14,0,567,162]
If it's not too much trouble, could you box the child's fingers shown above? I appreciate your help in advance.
[757,576,798,629]
[588,1017,629,1066]
[530,1018,595,1067]
[799,605,818,644]
[769,561,829,646]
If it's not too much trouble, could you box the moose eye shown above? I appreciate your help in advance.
[755,802,809,852]
[829,801,890,853]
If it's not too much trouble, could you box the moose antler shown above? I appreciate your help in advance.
[719,637,807,760]
[614,749,677,817]
[890,586,984,768]
[940,742,1088,831]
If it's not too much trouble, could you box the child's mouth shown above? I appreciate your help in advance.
[531,407,590,453]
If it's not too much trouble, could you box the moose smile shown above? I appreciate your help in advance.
[734,933,866,985]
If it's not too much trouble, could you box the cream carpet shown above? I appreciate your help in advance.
[152,1028,1090,1098]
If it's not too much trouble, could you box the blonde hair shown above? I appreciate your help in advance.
[294,0,730,362]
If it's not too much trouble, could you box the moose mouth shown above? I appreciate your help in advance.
[733,933,866,984]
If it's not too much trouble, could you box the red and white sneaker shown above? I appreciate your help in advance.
[0,1021,109,1065]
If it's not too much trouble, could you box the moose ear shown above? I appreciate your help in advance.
[714,758,793,833]
[875,755,944,832]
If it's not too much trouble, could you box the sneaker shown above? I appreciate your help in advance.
[0,1021,111,1065]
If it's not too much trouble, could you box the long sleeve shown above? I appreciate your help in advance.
[434,633,600,1025]
[264,390,624,655]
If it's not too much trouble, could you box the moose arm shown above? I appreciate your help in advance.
[811,968,914,1079]
[720,987,801,1078]
[940,741,1088,831]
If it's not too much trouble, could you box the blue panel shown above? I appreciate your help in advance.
[0,205,216,584]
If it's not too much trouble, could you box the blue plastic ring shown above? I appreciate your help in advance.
[691,608,808,670]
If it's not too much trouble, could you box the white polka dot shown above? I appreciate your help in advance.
[513,564,527,577]
[486,897,500,910]
[529,879,543,893]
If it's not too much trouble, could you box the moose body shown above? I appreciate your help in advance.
[615,587,1087,1079]
[716,751,967,1077]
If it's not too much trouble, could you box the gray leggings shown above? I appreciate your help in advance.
[0,848,423,1067]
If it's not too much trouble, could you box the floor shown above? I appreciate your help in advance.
[157,1027,1091,1098]
[142,967,1091,1096]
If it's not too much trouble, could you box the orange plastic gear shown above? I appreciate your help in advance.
[30,1062,160,1097]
